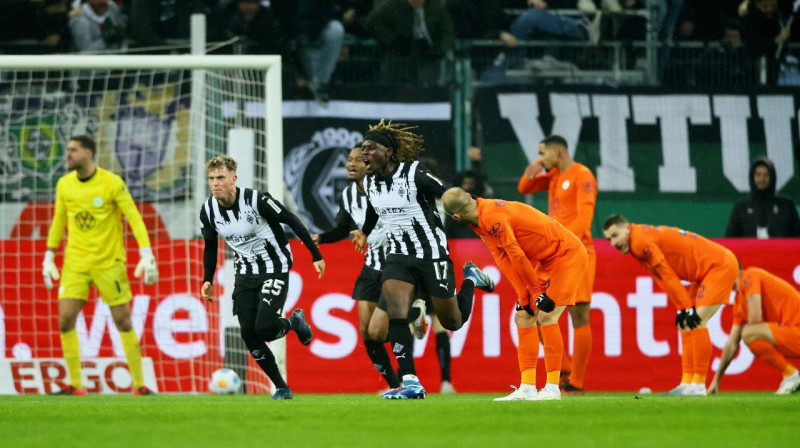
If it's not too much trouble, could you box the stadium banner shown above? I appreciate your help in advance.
[0,81,192,202]
[473,87,800,237]
[282,89,453,234]
[1,238,799,394]
[0,358,158,395]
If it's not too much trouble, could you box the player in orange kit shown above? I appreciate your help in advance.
[709,267,800,395]
[518,135,597,394]
[442,187,588,401]
[603,214,739,396]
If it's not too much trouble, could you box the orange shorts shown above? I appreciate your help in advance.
[692,248,738,307]
[536,244,588,307]
[768,323,800,358]
[574,246,596,304]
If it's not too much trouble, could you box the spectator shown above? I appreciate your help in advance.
[446,0,512,41]
[666,18,757,87]
[479,0,601,85]
[0,0,71,52]
[208,0,284,55]
[740,0,791,84]
[273,0,346,106]
[341,0,374,38]
[128,0,193,47]
[726,156,800,238]
[444,146,490,239]
[366,0,455,86]
[69,0,124,52]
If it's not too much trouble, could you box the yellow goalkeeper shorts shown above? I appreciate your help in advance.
[58,261,133,307]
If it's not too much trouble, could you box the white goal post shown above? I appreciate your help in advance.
[0,54,286,394]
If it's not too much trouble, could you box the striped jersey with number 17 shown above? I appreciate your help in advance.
[363,161,451,260]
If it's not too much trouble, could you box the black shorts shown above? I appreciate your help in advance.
[232,273,290,317]
[382,254,456,299]
[352,265,382,303]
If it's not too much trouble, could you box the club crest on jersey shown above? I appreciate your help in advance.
[244,209,260,225]
[92,196,103,207]
[75,210,95,231]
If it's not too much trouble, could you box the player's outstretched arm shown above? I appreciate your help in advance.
[42,249,61,291]
[134,247,159,285]
[316,196,356,244]
[709,324,743,394]
[259,192,323,263]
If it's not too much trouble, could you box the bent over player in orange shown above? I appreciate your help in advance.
[709,267,800,395]
[518,135,597,394]
[443,187,588,401]
[603,214,738,396]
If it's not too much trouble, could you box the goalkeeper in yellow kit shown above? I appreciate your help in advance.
[42,135,159,395]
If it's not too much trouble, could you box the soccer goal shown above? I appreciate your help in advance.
[0,55,284,394]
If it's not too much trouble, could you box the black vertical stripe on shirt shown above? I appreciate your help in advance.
[411,217,432,259]
[401,230,416,257]
[263,240,283,273]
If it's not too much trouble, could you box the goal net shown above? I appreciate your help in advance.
[0,55,283,394]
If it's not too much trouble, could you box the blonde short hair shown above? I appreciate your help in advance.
[206,156,237,173]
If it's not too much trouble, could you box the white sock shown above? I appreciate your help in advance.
[520,383,536,393]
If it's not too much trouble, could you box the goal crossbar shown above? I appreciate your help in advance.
[0,55,281,70]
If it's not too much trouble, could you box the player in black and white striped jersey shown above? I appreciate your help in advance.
[352,120,495,399]
[313,143,406,391]
[199,155,325,400]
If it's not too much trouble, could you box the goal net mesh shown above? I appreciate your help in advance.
[0,64,277,394]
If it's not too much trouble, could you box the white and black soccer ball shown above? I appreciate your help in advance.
[209,368,241,394]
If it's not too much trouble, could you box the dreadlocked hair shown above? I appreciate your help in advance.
[368,119,425,162]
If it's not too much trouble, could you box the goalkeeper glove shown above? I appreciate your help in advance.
[134,247,159,285]
[42,250,60,290]
[684,306,701,330]
[535,293,556,313]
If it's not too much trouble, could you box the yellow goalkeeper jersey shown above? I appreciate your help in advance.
[46,167,152,270]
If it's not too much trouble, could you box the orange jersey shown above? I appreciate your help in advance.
[628,223,736,310]
[471,197,584,302]
[517,163,597,252]
[733,267,800,327]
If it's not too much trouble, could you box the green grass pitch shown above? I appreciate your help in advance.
[1,393,795,447]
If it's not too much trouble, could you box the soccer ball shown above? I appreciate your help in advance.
[209,368,241,394]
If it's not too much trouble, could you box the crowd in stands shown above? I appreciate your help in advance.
[1,0,800,92]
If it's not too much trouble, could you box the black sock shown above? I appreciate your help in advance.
[250,344,287,389]
[435,331,451,382]
[388,318,416,377]
[456,279,475,323]
[364,339,401,388]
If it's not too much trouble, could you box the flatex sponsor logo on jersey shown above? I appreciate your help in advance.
[284,128,363,233]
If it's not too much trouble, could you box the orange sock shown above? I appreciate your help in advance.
[747,339,792,376]
[570,325,592,389]
[680,330,695,384]
[783,365,798,377]
[692,328,711,385]
[540,324,563,385]
[561,347,572,374]
[518,326,539,385]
